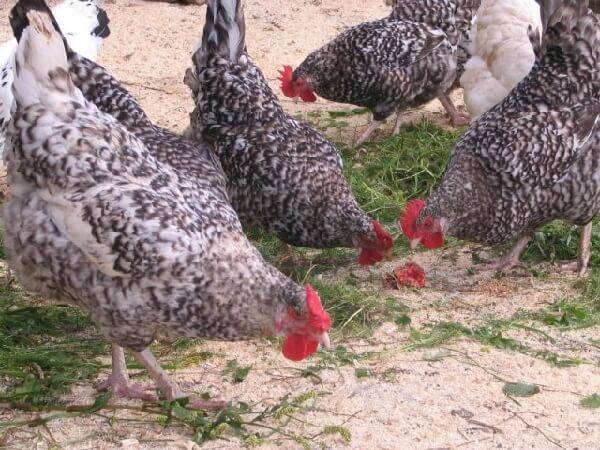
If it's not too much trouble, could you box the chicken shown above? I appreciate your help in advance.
[184,0,394,266]
[460,0,542,118]
[280,0,480,146]
[0,0,110,170]
[403,0,600,276]
[5,0,332,409]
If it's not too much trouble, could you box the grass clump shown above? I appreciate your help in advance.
[522,218,600,268]
[0,285,106,406]
[340,122,459,222]
[311,279,384,339]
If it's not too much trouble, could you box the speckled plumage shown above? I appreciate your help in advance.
[390,0,480,77]
[291,0,480,123]
[421,0,600,248]
[4,1,313,357]
[186,0,378,249]
[66,52,231,205]
[0,0,110,169]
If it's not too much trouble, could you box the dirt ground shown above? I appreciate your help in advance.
[0,1,599,449]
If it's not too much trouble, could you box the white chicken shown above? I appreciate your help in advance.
[460,0,542,118]
[0,0,110,170]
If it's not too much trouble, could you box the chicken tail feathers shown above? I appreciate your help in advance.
[197,0,246,66]
[10,0,77,108]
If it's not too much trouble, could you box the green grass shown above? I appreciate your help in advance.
[522,218,600,267]
[0,285,106,406]
[340,122,460,222]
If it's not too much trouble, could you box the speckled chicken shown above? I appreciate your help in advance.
[404,0,600,275]
[185,0,394,266]
[0,0,110,171]
[280,0,480,146]
[4,0,331,409]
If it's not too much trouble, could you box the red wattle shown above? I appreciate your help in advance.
[299,89,317,102]
[358,248,381,266]
[421,232,444,249]
[399,199,425,239]
[282,334,319,361]
[278,65,297,98]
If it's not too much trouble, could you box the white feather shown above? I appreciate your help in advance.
[460,0,542,117]
[0,0,108,171]
[51,0,107,61]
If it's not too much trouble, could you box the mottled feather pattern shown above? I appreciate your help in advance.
[0,0,109,169]
[0,65,12,160]
[186,0,383,249]
[422,0,600,246]
[461,106,600,188]
[5,84,305,351]
[292,0,480,124]
[500,3,600,113]
[293,19,457,122]
[390,0,481,76]
[188,46,375,248]
[66,53,232,209]
[4,2,312,354]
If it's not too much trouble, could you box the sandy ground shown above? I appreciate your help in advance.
[0,0,599,449]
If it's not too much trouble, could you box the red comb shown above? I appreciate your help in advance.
[399,199,425,240]
[278,65,296,98]
[358,221,394,265]
[282,285,331,361]
[306,284,332,331]
[394,262,426,288]
[372,220,394,250]
[399,199,444,249]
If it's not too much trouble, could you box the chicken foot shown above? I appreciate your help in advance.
[134,349,227,411]
[558,222,593,277]
[438,93,470,127]
[485,234,532,272]
[98,344,227,410]
[97,344,157,402]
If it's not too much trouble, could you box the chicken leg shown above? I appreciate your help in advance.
[438,93,471,127]
[134,349,227,411]
[486,234,532,271]
[354,120,383,147]
[97,344,157,402]
[559,223,593,277]
[98,344,227,411]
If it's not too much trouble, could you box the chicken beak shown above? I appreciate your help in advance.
[318,332,331,350]
[409,237,421,250]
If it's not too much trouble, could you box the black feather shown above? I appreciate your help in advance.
[9,0,60,41]
[92,8,111,39]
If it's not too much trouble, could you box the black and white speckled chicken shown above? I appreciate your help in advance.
[404,0,600,276]
[280,0,480,146]
[184,0,394,266]
[4,0,332,409]
[0,0,110,170]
